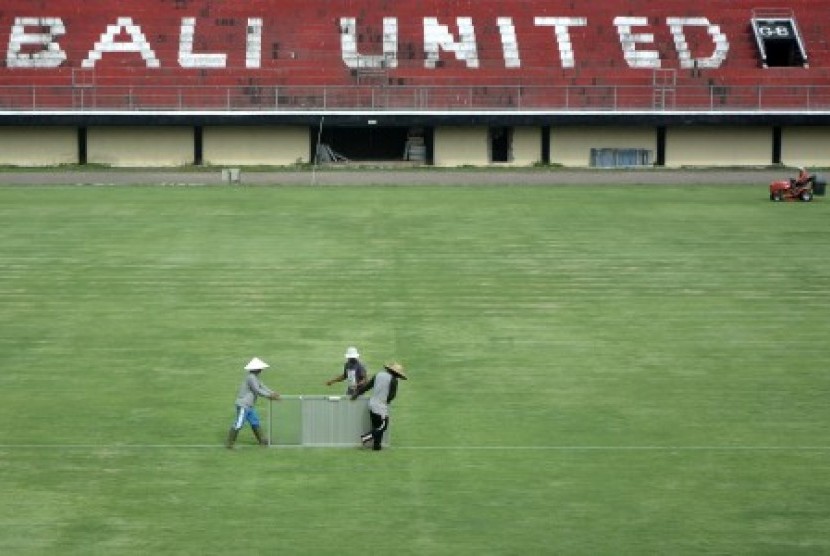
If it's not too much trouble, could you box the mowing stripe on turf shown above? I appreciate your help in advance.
[1,444,829,451]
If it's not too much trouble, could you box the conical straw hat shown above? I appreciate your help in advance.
[244,357,270,371]
[384,362,407,380]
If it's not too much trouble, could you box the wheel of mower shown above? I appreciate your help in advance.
[800,190,814,202]
[771,191,783,202]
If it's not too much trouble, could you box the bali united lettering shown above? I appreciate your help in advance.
[6,16,729,71]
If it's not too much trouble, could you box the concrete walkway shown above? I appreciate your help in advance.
[0,167,793,187]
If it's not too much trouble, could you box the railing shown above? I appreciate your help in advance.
[1,84,829,112]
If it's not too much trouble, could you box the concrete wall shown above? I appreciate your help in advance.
[509,127,542,166]
[781,127,830,168]
[665,127,771,167]
[0,127,77,166]
[88,127,193,167]
[550,127,656,167]
[434,126,542,166]
[3,124,825,169]
[203,126,309,165]
[434,127,489,166]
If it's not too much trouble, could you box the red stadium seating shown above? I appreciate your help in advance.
[0,1,828,111]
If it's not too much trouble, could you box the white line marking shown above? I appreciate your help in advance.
[402,445,830,452]
[0,445,828,451]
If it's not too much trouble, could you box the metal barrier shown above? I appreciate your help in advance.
[267,395,390,447]
[2,83,830,112]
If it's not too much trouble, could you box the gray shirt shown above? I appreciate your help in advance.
[235,372,274,408]
[367,370,397,418]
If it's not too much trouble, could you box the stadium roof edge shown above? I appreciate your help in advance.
[1,110,829,126]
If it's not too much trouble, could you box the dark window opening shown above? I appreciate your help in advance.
[765,39,803,67]
[752,17,808,68]
[316,127,409,161]
[490,127,512,163]
[77,126,87,165]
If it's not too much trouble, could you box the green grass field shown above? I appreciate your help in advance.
[1,183,828,554]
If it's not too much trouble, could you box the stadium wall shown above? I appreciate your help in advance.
[781,127,830,167]
[87,127,193,167]
[665,127,772,167]
[0,124,822,168]
[0,127,76,166]
[1,1,830,168]
[432,126,542,166]
[550,127,656,167]
[203,126,309,166]
[511,127,543,166]
[434,127,489,166]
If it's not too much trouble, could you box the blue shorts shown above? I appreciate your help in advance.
[232,406,260,430]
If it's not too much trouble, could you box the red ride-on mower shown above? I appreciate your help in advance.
[769,175,826,202]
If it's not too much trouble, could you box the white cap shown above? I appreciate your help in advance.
[244,357,269,371]
[344,346,360,359]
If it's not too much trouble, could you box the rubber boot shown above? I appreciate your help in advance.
[252,425,268,446]
[226,428,239,449]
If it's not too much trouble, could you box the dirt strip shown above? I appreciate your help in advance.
[0,168,798,187]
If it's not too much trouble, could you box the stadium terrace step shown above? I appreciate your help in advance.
[2,0,830,111]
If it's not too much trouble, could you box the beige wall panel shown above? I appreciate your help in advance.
[88,127,193,167]
[203,127,309,165]
[509,127,542,166]
[550,127,656,167]
[434,127,489,167]
[0,127,76,166]
[666,127,771,167]
[781,127,830,168]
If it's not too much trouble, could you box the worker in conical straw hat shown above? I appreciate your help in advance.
[226,357,280,449]
[350,362,408,451]
[325,346,368,396]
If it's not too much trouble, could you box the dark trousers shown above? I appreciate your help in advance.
[361,411,388,450]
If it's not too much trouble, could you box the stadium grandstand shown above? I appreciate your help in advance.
[0,0,828,167]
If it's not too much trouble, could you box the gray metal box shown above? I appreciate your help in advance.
[268,395,390,447]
